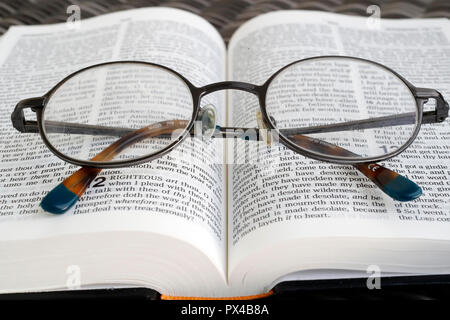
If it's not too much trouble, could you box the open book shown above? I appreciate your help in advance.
[1,7,450,298]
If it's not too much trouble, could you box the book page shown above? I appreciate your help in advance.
[0,8,227,278]
[227,11,450,282]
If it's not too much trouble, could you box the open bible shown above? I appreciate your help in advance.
[0,7,450,298]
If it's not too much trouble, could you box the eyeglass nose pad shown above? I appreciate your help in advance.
[197,104,217,138]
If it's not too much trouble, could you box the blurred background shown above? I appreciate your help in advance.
[0,0,449,43]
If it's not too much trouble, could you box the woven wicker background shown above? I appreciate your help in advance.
[0,0,449,42]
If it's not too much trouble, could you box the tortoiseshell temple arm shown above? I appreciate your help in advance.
[40,120,189,214]
[288,134,422,202]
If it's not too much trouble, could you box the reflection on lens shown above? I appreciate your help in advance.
[43,63,193,163]
[265,57,418,159]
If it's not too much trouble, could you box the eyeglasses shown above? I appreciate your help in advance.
[12,56,449,214]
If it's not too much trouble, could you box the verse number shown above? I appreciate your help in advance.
[93,177,106,188]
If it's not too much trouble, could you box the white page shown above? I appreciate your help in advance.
[0,8,227,278]
[227,11,450,282]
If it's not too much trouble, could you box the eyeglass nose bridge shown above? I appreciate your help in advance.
[198,81,261,97]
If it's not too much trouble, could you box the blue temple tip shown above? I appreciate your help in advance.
[382,175,422,202]
[40,184,79,214]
